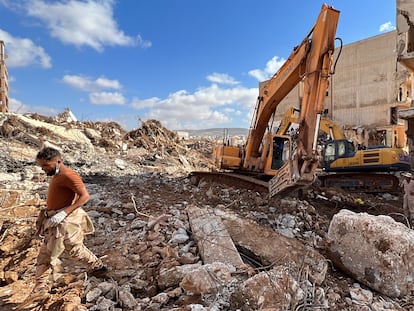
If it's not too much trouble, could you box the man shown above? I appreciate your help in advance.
[33,147,106,293]
[401,171,414,226]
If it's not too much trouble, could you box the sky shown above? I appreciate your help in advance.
[0,0,397,131]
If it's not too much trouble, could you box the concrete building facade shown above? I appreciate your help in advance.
[396,0,414,168]
[275,30,410,150]
[328,31,408,149]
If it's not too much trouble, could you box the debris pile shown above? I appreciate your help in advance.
[0,112,413,310]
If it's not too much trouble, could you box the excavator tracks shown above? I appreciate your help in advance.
[316,172,401,193]
[190,171,402,195]
[189,171,269,194]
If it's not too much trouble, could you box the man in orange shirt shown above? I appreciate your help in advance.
[33,147,106,293]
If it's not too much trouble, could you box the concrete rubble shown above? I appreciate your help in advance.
[0,111,413,310]
[186,205,245,267]
[327,209,414,298]
[216,208,328,286]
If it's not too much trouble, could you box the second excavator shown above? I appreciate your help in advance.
[275,107,411,192]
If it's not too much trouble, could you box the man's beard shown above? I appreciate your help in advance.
[46,164,60,176]
[46,168,57,176]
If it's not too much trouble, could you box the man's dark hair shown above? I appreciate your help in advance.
[36,147,62,161]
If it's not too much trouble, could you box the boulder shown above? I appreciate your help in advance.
[326,209,414,298]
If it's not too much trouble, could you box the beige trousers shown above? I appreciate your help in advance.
[35,207,101,285]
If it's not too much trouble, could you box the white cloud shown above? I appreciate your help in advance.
[0,0,24,11]
[130,97,160,109]
[8,97,58,115]
[8,98,29,113]
[95,77,122,90]
[248,56,285,81]
[379,22,395,33]
[25,0,151,51]
[206,73,240,85]
[130,83,258,130]
[62,74,126,106]
[126,60,293,129]
[62,75,122,92]
[89,91,126,105]
[0,29,52,68]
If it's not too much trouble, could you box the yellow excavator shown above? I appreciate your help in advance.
[274,107,411,192]
[318,140,411,191]
[276,107,345,140]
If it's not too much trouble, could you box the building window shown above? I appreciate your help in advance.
[390,107,398,125]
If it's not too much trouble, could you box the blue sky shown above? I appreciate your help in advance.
[1,0,396,130]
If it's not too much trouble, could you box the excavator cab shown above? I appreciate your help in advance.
[270,136,291,170]
[322,139,355,168]
[261,134,292,176]
[322,139,411,173]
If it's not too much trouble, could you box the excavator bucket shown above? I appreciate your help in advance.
[269,156,319,196]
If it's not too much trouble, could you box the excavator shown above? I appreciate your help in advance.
[318,140,411,192]
[275,106,346,140]
[204,3,341,197]
[275,107,412,192]
[195,4,410,196]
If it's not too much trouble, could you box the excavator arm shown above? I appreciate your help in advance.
[277,107,346,140]
[243,36,312,170]
[319,118,346,140]
[264,4,340,196]
[244,5,339,173]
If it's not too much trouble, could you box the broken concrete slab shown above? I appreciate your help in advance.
[326,209,414,298]
[186,205,245,267]
[215,209,328,285]
[17,114,93,146]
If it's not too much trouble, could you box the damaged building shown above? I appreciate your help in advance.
[397,0,414,168]
[0,40,8,113]
[274,1,414,168]
[277,28,409,152]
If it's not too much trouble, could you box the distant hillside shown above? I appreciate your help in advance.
[180,128,248,138]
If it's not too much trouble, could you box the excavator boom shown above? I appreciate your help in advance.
[268,5,340,196]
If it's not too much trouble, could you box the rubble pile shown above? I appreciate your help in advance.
[124,119,177,148]
[0,112,413,310]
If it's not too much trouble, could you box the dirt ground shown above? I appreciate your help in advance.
[0,113,413,310]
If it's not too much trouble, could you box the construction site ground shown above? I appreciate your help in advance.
[0,112,413,310]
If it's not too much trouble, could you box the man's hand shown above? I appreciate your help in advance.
[49,211,67,226]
